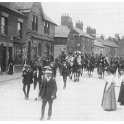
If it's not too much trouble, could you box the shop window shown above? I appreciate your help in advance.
[32,15,38,31]
[17,21,23,39]
[15,46,23,64]
[0,16,8,35]
[44,21,50,34]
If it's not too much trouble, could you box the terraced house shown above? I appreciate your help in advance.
[0,2,56,71]
[13,2,56,63]
[0,3,25,72]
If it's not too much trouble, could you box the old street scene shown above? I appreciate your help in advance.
[1,1,124,121]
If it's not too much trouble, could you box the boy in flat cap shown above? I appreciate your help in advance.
[39,67,57,120]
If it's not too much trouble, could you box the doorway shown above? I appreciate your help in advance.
[1,47,6,72]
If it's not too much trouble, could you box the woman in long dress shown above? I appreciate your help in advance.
[101,67,117,111]
[118,74,124,105]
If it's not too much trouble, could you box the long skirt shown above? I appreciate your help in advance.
[101,82,116,111]
[118,82,124,105]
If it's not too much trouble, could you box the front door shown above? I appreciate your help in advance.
[8,47,12,63]
[2,47,6,72]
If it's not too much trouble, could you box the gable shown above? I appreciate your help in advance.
[31,3,44,19]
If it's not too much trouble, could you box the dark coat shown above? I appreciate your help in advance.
[22,70,28,84]
[62,64,68,77]
[39,78,57,100]
[118,81,124,104]
[22,69,33,84]
[33,70,42,81]
[28,70,33,84]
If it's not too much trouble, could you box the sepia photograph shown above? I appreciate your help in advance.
[0,0,124,121]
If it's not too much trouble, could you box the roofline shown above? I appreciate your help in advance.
[79,34,94,40]
[43,18,57,25]
[73,28,94,40]
[54,36,68,38]
[0,4,24,16]
[103,44,119,48]
[94,45,104,48]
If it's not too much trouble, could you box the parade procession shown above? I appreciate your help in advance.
[1,1,124,121]
[19,50,124,120]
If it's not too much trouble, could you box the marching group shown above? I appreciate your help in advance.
[21,51,124,120]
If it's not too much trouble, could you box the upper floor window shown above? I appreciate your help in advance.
[0,16,8,35]
[17,21,23,38]
[44,21,50,34]
[32,15,38,31]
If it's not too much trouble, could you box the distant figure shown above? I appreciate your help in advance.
[33,66,42,100]
[8,61,14,75]
[101,67,117,111]
[22,65,33,100]
[61,61,68,89]
[118,75,124,105]
[39,67,57,120]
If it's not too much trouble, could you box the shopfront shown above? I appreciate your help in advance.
[14,44,23,64]
[0,42,13,72]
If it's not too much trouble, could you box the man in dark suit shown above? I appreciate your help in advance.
[61,61,68,89]
[22,65,33,100]
[39,67,57,120]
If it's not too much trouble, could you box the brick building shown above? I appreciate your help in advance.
[93,38,104,55]
[54,25,70,58]
[103,39,119,57]
[67,27,94,54]
[118,38,124,57]
[59,15,94,54]
[0,2,56,71]
[93,37,119,57]
[13,2,56,63]
[0,3,25,71]
[61,14,73,29]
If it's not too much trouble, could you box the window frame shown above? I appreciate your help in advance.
[0,16,8,35]
[32,15,38,32]
[17,21,23,39]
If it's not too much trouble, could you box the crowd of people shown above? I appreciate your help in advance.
[21,51,124,120]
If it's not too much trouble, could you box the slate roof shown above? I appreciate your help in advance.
[13,2,56,25]
[103,40,119,48]
[43,14,56,25]
[13,2,33,10]
[0,2,24,15]
[94,39,104,47]
[73,27,94,39]
[55,25,70,38]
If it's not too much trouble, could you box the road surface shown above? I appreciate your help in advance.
[0,70,123,121]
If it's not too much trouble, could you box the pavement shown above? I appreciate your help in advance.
[0,72,21,83]
[0,69,124,121]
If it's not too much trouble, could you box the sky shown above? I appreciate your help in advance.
[42,2,124,38]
